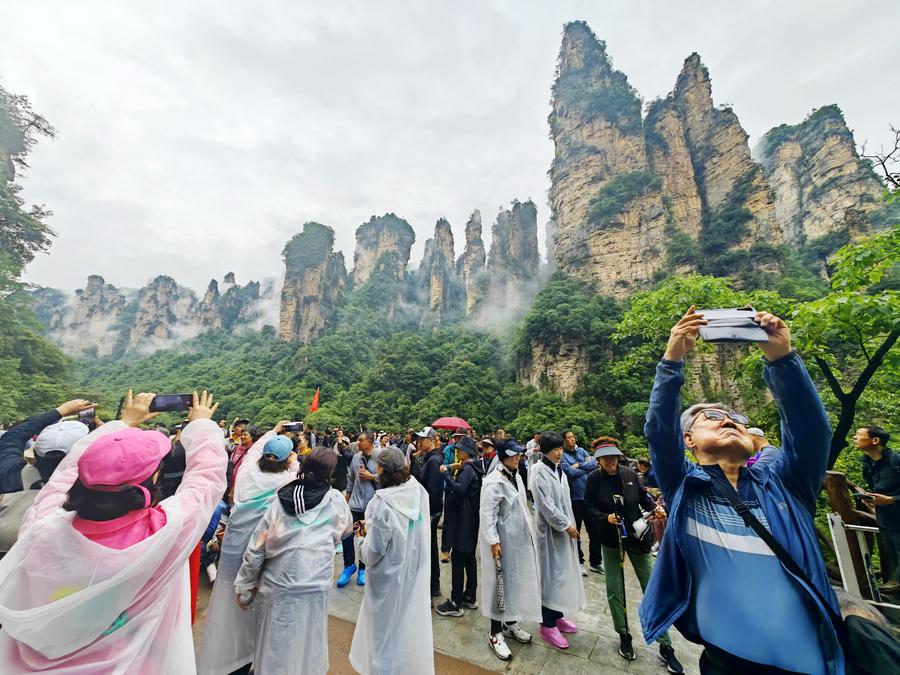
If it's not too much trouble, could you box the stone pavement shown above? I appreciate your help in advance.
[326,537,703,675]
[194,533,703,673]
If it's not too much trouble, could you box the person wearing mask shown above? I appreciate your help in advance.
[416,426,445,598]
[337,431,378,588]
[197,423,298,675]
[529,431,586,650]
[349,448,435,675]
[640,308,844,675]
[0,390,226,673]
[234,448,351,675]
[479,439,540,662]
[559,430,602,575]
[584,443,683,671]
[855,425,900,591]
[436,436,485,617]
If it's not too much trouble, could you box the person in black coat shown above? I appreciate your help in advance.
[415,426,445,597]
[435,436,486,617]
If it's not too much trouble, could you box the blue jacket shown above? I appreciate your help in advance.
[0,410,61,493]
[638,353,845,675]
[559,446,597,501]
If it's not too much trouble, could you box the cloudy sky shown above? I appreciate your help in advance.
[3,1,898,292]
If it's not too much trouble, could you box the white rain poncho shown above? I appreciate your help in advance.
[0,418,226,674]
[529,459,586,615]
[349,477,434,675]
[234,487,351,675]
[197,430,298,674]
[478,466,542,622]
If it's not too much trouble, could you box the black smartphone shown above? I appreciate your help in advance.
[851,492,875,500]
[283,422,304,433]
[150,394,194,413]
[697,307,769,343]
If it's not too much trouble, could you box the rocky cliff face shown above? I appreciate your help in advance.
[125,276,197,353]
[758,105,884,247]
[517,342,590,400]
[457,210,487,317]
[479,201,543,315]
[194,275,262,332]
[351,214,415,287]
[279,222,347,343]
[548,22,669,296]
[548,21,878,295]
[418,218,459,323]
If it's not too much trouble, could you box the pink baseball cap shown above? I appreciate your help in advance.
[78,427,172,508]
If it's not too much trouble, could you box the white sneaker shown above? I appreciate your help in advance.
[580,564,588,577]
[502,623,532,644]
[206,563,217,583]
[489,633,512,661]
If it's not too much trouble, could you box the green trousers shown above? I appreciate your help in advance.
[601,544,671,646]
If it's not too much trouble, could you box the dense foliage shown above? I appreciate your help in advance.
[0,84,74,420]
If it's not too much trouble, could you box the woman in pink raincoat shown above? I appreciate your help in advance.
[0,390,227,674]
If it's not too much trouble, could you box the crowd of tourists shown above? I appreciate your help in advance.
[0,309,897,674]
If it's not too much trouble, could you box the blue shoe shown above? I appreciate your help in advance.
[337,565,357,588]
[357,569,366,586]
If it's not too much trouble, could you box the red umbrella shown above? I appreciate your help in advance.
[432,416,471,431]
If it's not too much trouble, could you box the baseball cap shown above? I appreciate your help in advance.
[263,435,294,461]
[415,426,438,439]
[78,427,172,508]
[33,421,89,457]
[451,427,468,438]
[498,439,526,458]
[479,437,495,447]
[376,447,406,473]
[593,443,624,458]
[455,436,478,456]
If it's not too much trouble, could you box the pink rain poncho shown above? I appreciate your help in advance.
[0,418,226,674]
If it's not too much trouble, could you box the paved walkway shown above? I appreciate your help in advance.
[194,534,703,674]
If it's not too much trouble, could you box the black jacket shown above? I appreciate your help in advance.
[419,449,446,517]
[862,447,900,531]
[0,410,61,494]
[441,458,486,553]
[584,465,656,552]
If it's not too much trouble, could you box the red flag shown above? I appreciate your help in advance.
[309,387,320,413]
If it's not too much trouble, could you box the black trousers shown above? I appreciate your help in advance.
[571,500,602,566]
[541,605,563,628]
[341,509,366,569]
[430,514,441,593]
[490,619,517,635]
[450,550,477,603]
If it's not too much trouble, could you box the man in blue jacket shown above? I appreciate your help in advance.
[639,307,844,675]
[559,430,602,575]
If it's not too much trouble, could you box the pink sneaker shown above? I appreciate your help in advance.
[539,625,570,649]
[556,617,578,634]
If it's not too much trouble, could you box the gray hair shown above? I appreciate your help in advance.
[680,403,729,433]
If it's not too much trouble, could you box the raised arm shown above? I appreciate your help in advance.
[0,410,59,493]
[644,307,706,503]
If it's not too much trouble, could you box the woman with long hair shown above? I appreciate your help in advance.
[197,421,297,675]
[234,447,351,675]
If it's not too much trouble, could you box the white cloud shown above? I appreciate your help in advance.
[3,0,898,292]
